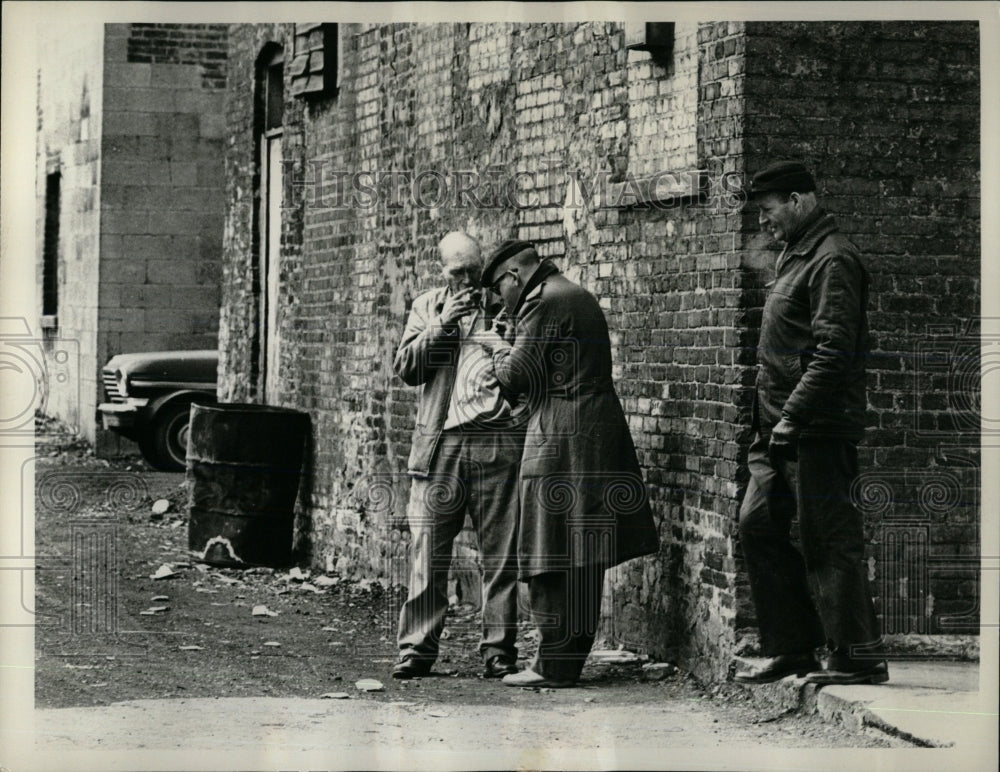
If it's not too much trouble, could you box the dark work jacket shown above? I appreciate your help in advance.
[755,209,870,441]
[492,261,659,579]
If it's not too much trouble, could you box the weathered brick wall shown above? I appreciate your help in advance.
[219,21,980,677]
[35,25,106,440]
[740,21,981,640]
[126,23,227,89]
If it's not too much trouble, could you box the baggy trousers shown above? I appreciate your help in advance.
[738,433,882,660]
[397,430,522,664]
[527,564,606,682]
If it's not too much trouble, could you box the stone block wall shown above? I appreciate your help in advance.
[35,24,106,439]
[35,23,227,447]
[99,23,227,362]
[95,23,227,453]
[219,21,980,677]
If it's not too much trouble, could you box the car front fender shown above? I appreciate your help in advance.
[146,389,217,424]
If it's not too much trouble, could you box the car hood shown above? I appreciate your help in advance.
[106,350,218,383]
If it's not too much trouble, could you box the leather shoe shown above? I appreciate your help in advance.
[805,660,889,685]
[483,654,518,679]
[391,657,431,679]
[501,668,575,688]
[733,653,820,684]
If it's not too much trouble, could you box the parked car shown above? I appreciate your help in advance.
[98,350,218,471]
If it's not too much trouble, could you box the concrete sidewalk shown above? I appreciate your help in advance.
[731,659,996,750]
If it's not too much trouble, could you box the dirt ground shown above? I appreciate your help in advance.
[31,418,900,749]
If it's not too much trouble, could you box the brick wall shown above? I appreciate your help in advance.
[219,22,980,677]
[740,21,981,642]
[127,23,227,89]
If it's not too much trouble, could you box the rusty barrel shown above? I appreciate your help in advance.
[186,403,309,568]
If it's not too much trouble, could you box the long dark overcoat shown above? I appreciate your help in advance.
[492,261,659,579]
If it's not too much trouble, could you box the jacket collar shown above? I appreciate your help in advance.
[513,259,560,315]
[777,208,838,273]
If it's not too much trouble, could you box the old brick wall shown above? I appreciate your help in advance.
[219,21,980,677]
[219,22,754,675]
[740,21,981,641]
[35,24,106,440]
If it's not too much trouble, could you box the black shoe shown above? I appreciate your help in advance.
[392,657,432,679]
[805,660,889,685]
[484,654,518,679]
[734,653,821,684]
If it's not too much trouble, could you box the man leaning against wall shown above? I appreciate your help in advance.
[735,161,888,686]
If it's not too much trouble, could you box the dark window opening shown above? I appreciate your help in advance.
[263,48,284,132]
[42,171,61,317]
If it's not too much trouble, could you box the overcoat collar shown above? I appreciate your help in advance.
[513,259,560,315]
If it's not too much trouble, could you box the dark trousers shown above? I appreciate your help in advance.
[738,434,881,660]
[397,430,521,664]
[527,564,606,681]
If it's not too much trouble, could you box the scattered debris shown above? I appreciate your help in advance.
[321,692,350,699]
[427,710,449,717]
[151,499,171,517]
[178,645,203,651]
[139,605,168,616]
[214,574,241,585]
[252,605,278,617]
[298,582,324,594]
[151,595,169,602]
[150,564,177,580]
[355,678,384,692]
[262,641,281,647]
[313,575,339,587]
[588,648,648,665]
[641,662,679,681]
[286,567,309,582]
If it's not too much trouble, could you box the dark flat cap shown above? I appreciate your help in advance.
[481,239,537,286]
[748,161,816,197]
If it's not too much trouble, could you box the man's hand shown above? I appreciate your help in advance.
[438,288,480,327]
[768,417,801,462]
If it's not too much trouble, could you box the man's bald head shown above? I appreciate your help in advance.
[438,231,483,291]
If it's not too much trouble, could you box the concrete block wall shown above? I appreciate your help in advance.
[35,23,227,448]
[219,22,980,676]
[35,24,106,440]
[98,23,227,368]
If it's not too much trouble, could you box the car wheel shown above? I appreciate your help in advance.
[140,402,194,472]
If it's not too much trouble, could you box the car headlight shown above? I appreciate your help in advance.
[115,369,130,398]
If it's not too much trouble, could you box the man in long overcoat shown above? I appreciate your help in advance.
[478,240,659,687]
